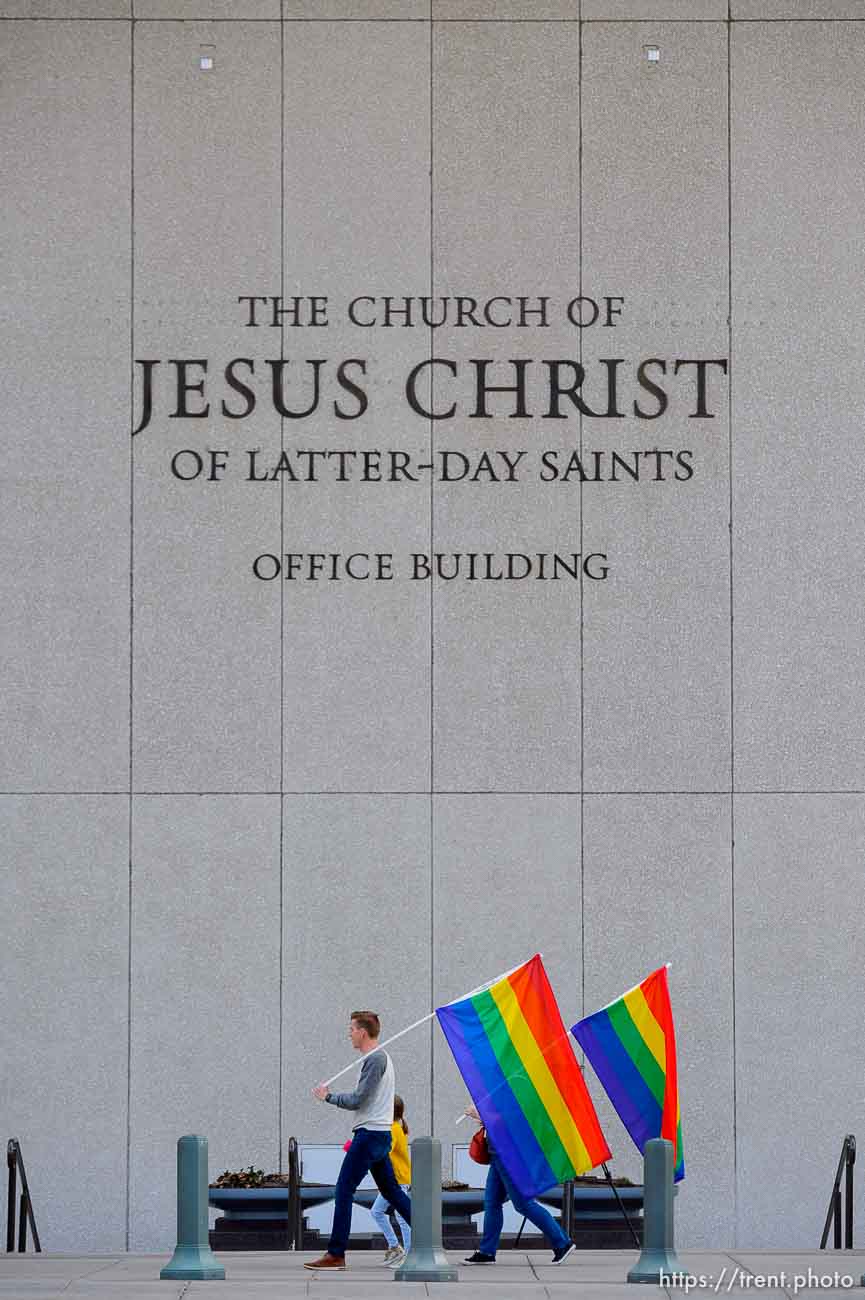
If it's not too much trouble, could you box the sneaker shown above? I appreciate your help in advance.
[386,1246,406,1268]
[552,1241,576,1265]
[303,1253,345,1270]
[464,1251,496,1264]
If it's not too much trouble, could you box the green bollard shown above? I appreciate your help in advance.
[394,1137,458,1283]
[627,1139,686,1285]
[160,1135,225,1281]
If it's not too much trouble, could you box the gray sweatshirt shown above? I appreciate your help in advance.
[326,1049,395,1132]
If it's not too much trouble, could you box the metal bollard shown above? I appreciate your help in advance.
[627,1139,685,1285]
[394,1137,458,1283]
[160,1135,225,1281]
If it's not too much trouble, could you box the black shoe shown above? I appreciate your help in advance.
[464,1251,496,1264]
[552,1241,576,1264]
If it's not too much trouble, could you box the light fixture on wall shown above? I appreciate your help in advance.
[644,45,660,64]
[199,44,215,71]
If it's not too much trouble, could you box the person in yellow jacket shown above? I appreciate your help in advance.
[370,1096,412,1267]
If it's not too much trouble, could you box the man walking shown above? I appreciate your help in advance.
[305,1010,412,1270]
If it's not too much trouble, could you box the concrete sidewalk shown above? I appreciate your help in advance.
[1,1251,864,1300]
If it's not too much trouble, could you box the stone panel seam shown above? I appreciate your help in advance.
[0,14,133,19]
[428,2,436,1129]
[729,15,865,20]
[126,8,136,1254]
[6,788,864,795]
[727,4,740,1249]
[578,8,585,1024]
[4,16,865,21]
[279,0,285,1174]
[135,788,285,794]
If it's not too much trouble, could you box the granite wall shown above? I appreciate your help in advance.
[2,3,864,1252]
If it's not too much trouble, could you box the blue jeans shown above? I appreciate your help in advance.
[479,1152,569,1257]
[328,1128,412,1258]
[371,1187,411,1251]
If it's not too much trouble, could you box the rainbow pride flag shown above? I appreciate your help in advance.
[572,965,684,1181]
[436,954,611,1198]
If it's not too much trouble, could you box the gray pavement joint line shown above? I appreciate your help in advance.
[526,1250,540,1281]
[726,1250,758,1276]
[64,1257,127,1281]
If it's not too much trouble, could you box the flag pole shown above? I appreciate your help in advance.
[601,1162,641,1249]
[440,954,538,1007]
[321,956,536,1087]
[322,1010,437,1086]
[590,962,672,1015]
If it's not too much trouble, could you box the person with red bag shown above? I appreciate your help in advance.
[461,1105,576,1266]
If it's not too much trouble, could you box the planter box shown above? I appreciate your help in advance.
[208,1183,643,1252]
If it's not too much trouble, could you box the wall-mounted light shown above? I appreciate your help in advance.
[199,44,215,71]
[644,45,660,64]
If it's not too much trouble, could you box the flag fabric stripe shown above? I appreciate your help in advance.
[623,987,666,1073]
[642,975,681,1153]
[510,956,607,1165]
[436,954,610,1198]
[488,980,592,1174]
[572,966,684,1182]
[443,997,547,1193]
[607,999,666,1107]
[437,992,554,1195]
[578,1010,663,1143]
[491,967,593,1170]
[479,986,580,1180]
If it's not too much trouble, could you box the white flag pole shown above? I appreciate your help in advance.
[319,955,536,1087]
[322,1010,437,1086]
[588,962,672,1016]
[440,954,537,1008]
